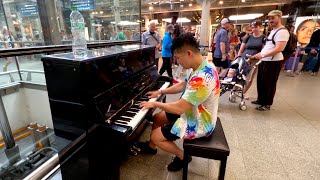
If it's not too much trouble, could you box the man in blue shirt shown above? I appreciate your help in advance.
[214,18,232,77]
[159,24,175,78]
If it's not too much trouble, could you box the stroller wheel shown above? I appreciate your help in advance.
[239,102,247,111]
[229,95,236,103]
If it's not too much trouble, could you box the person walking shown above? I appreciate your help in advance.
[159,24,175,78]
[237,20,265,99]
[247,10,289,111]
[213,18,233,77]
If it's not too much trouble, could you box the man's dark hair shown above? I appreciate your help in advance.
[171,33,199,53]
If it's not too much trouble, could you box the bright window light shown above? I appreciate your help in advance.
[162,18,191,23]
[229,13,264,20]
[110,21,140,25]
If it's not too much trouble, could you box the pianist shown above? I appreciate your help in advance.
[139,33,220,172]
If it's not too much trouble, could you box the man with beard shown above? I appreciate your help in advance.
[247,10,289,111]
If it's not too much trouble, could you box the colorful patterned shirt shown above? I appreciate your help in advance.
[170,59,220,140]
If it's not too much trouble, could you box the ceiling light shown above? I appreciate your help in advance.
[229,13,263,20]
[180,4,184,8]
[149,6,153,11]
[99,11,103,14]
[180,0,184,1]
[162,18,191,23]
[219,1,223,5]
[125,9,128,12]
[241,0,245,2]
[189,3,192,7]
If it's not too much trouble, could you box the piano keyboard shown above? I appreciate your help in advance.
[113,82,170,130]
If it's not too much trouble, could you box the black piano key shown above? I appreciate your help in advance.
[131,105,140,109]
[140,97,149,101]
[114,121,128,125]
[129,108,140,113]
[119,117,132,121]
[123,112,136,117]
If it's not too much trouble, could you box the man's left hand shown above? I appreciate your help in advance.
[139,101,156,109]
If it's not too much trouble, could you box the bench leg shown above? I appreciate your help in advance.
[218,158,228,180]
[182,152,188,180]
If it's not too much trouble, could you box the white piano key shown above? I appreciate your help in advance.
[126,82,170,131]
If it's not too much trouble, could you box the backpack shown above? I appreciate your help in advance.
[271,28,297,58]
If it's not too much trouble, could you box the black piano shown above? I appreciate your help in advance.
[42,44,172,179]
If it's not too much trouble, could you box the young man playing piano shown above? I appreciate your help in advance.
[139,33,220,171]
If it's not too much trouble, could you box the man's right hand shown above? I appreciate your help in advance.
[222,54,227,61]
[146,90,161,98]
[310,49,318,54]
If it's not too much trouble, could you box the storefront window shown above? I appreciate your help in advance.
[2,0,44,48]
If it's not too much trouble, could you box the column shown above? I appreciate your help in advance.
[199,0,211,47]
[37,0,61,45]
[144,17,150,31]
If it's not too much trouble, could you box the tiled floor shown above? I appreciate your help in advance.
[120,64,320,180]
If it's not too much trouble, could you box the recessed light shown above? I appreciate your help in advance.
[219,1,223,5]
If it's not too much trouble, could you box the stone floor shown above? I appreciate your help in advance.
[120,64,320,180]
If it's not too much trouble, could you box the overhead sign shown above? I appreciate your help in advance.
[70,0,95,11]
[19,4,38,17]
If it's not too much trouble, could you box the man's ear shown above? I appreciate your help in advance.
[187,50,193,56]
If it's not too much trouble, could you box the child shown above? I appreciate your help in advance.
[228,44,237,62]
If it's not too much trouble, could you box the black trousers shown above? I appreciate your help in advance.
[313,54,320,73]
[257,61,282,106]
[159,57,173,78]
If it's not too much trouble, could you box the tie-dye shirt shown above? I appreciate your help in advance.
[170,59,220,140]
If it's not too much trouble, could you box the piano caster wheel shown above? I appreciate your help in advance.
[133,145,141,152]
[129,148,138,156]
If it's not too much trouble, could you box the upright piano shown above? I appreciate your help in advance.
[42,44,172,179]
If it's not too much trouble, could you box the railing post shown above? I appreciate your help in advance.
[0,94,21,164]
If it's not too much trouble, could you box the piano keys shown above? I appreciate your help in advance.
[42,44,172,180]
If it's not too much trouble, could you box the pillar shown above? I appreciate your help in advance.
[37,0,61,45]
[199,0,211,47]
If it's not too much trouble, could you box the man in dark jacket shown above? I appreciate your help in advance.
[304,29,320,76]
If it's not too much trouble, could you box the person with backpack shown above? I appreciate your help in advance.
[282,25,298,68]
[247,10,289,111]
[237,20,265,99]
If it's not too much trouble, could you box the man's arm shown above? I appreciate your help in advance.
[146,81,187,98]
[141,98,193,115]
[141,33,146,44]
[220,42,227,60]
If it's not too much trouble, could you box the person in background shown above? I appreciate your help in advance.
[247,10,289,111]
[159,24,175,78]
[239,25,252,43]
[213,18,233,77]
[237,20,265,99]
[303,29,320,76]
[132,27,140,41]
[229,29,240,47]
[141,20,161,69]
[228,44,237,62]
[115,26,127,40]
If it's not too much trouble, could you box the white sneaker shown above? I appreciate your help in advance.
[311,72,318,76]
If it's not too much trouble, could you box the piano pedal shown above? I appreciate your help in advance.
[129,148,138,156]
[132,145,141,152]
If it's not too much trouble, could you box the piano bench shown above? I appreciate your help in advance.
[182,117,230,180]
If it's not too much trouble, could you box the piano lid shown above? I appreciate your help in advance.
[43,44,155,62]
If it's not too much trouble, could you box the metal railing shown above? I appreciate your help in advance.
[0,41,140,87]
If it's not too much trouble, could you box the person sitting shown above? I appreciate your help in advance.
[138,33,220,172]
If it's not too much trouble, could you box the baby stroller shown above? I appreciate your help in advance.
[220,57,259,110]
